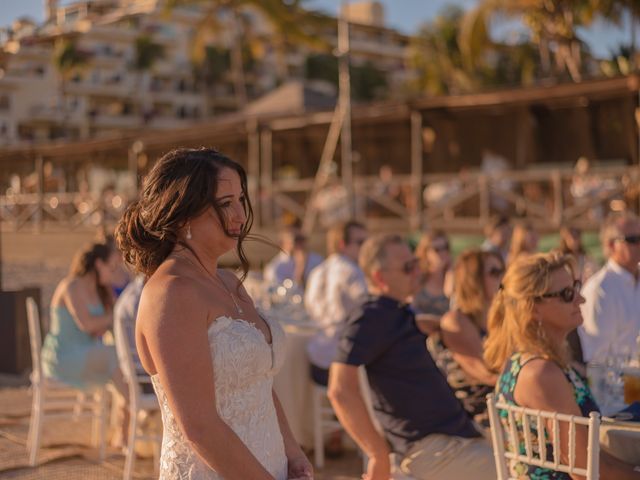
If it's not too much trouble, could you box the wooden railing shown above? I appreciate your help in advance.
[268,165,639,233]
[1,165,638,233]
[0,192,127,231]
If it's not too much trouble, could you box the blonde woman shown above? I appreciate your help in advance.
[485,252,639,479]
[433,249,503,425]
[507,221,538,265]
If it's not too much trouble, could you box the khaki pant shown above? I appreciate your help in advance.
[400,434,496,480]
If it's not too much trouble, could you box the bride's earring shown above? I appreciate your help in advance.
[186,223,192,240]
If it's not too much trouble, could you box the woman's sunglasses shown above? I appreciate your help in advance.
[616,235,640,245]
[386,258,419,275]
[537,279,582,303]
[486,267,505,278]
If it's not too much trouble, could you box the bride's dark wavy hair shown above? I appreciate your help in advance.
[115,147,253,280]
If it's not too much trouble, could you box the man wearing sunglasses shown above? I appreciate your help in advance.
[304,221,368,457]
[328,234,495,480]
[579,211,640,364]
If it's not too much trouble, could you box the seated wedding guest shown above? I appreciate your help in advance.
[485,252,640,479]
[264,221,323,289]
[557,226,599,365]
[481,215,512,263]
[507,221,538,265]
[305,220,368,387]
[579,211,640,363]
[558,226,599,283]
[113,275,154,394]
[305,220,368,457]
[412,230,452,333]
[99,232,131,297]
[434,249,503,426]
[329,234,495,480]
[42,240,129,446]
[117,148,312,479]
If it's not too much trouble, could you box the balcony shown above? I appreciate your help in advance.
[87,24,138,42]
[28,105,65,123]
[66,80,133,98]
[91,113,139,128]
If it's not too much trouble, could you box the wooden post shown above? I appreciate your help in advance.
[35,155,44,233]
[338,4,354,217]
[260,129,273,227]
[410,111,423,231]
[552,169,563,228]
[128,140,143,197]
[247,120,260,227]
[479,174,490,225]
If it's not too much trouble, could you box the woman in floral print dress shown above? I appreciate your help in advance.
[484,252,639,479]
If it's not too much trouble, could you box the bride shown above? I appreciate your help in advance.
[116,148,313,479]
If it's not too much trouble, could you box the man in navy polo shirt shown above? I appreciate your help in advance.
[328,234,496,480]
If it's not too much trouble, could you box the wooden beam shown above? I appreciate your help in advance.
[410,111,423,230]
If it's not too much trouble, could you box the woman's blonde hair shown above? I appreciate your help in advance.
[454,248,503,329]
[484,251,575,372]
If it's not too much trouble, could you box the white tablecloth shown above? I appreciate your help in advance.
[273,323,319,449]
[601,418,640,464]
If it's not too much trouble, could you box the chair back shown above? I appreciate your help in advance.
[26,297,43,383]
[113,313,141,397]
[486,393,600,480]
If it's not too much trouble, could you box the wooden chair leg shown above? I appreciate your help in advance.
[312,387,324,469]
[27,386,43,467]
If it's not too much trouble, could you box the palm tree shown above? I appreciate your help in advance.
[592,0,640,70]
[408,5,542,97]
[165,0,331,109]
[132,35,165,124]
[462,0,599,83]
[409,6,477,96]
[53,37,89,137]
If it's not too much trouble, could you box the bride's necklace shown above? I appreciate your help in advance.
[172,251,244,315]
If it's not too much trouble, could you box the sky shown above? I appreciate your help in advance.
[0,0,637,58]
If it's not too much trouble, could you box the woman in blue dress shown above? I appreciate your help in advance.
[484,252,638,479]
[42,240,129,445]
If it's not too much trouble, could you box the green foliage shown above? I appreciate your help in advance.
[193,46,231,84]
[54,38,89,79]
[408,0,639,97]
[304,54,388,101]
[133,35,165,71]
[350,61,388,101]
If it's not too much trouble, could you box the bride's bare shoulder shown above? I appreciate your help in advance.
[138,267,206,330]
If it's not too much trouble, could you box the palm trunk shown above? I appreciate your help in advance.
[539,38,552,78]
[230,10,248,108]
[631,12,637,71]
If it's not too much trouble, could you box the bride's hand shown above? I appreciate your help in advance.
[287,453,313,479]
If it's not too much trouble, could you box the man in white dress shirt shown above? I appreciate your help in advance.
[263,222,323,289]
[305,220,368,386]
[579,211,640,363]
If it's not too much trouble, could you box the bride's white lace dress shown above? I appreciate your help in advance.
[151,315,288,479]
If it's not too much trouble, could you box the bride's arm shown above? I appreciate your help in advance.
[138,276,275,480]
[272,390,313,479]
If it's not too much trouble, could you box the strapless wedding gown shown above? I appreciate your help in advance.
[151,315,288,479]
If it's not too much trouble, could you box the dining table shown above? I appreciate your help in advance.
[600,417,640,464]
[272,321,321,450]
